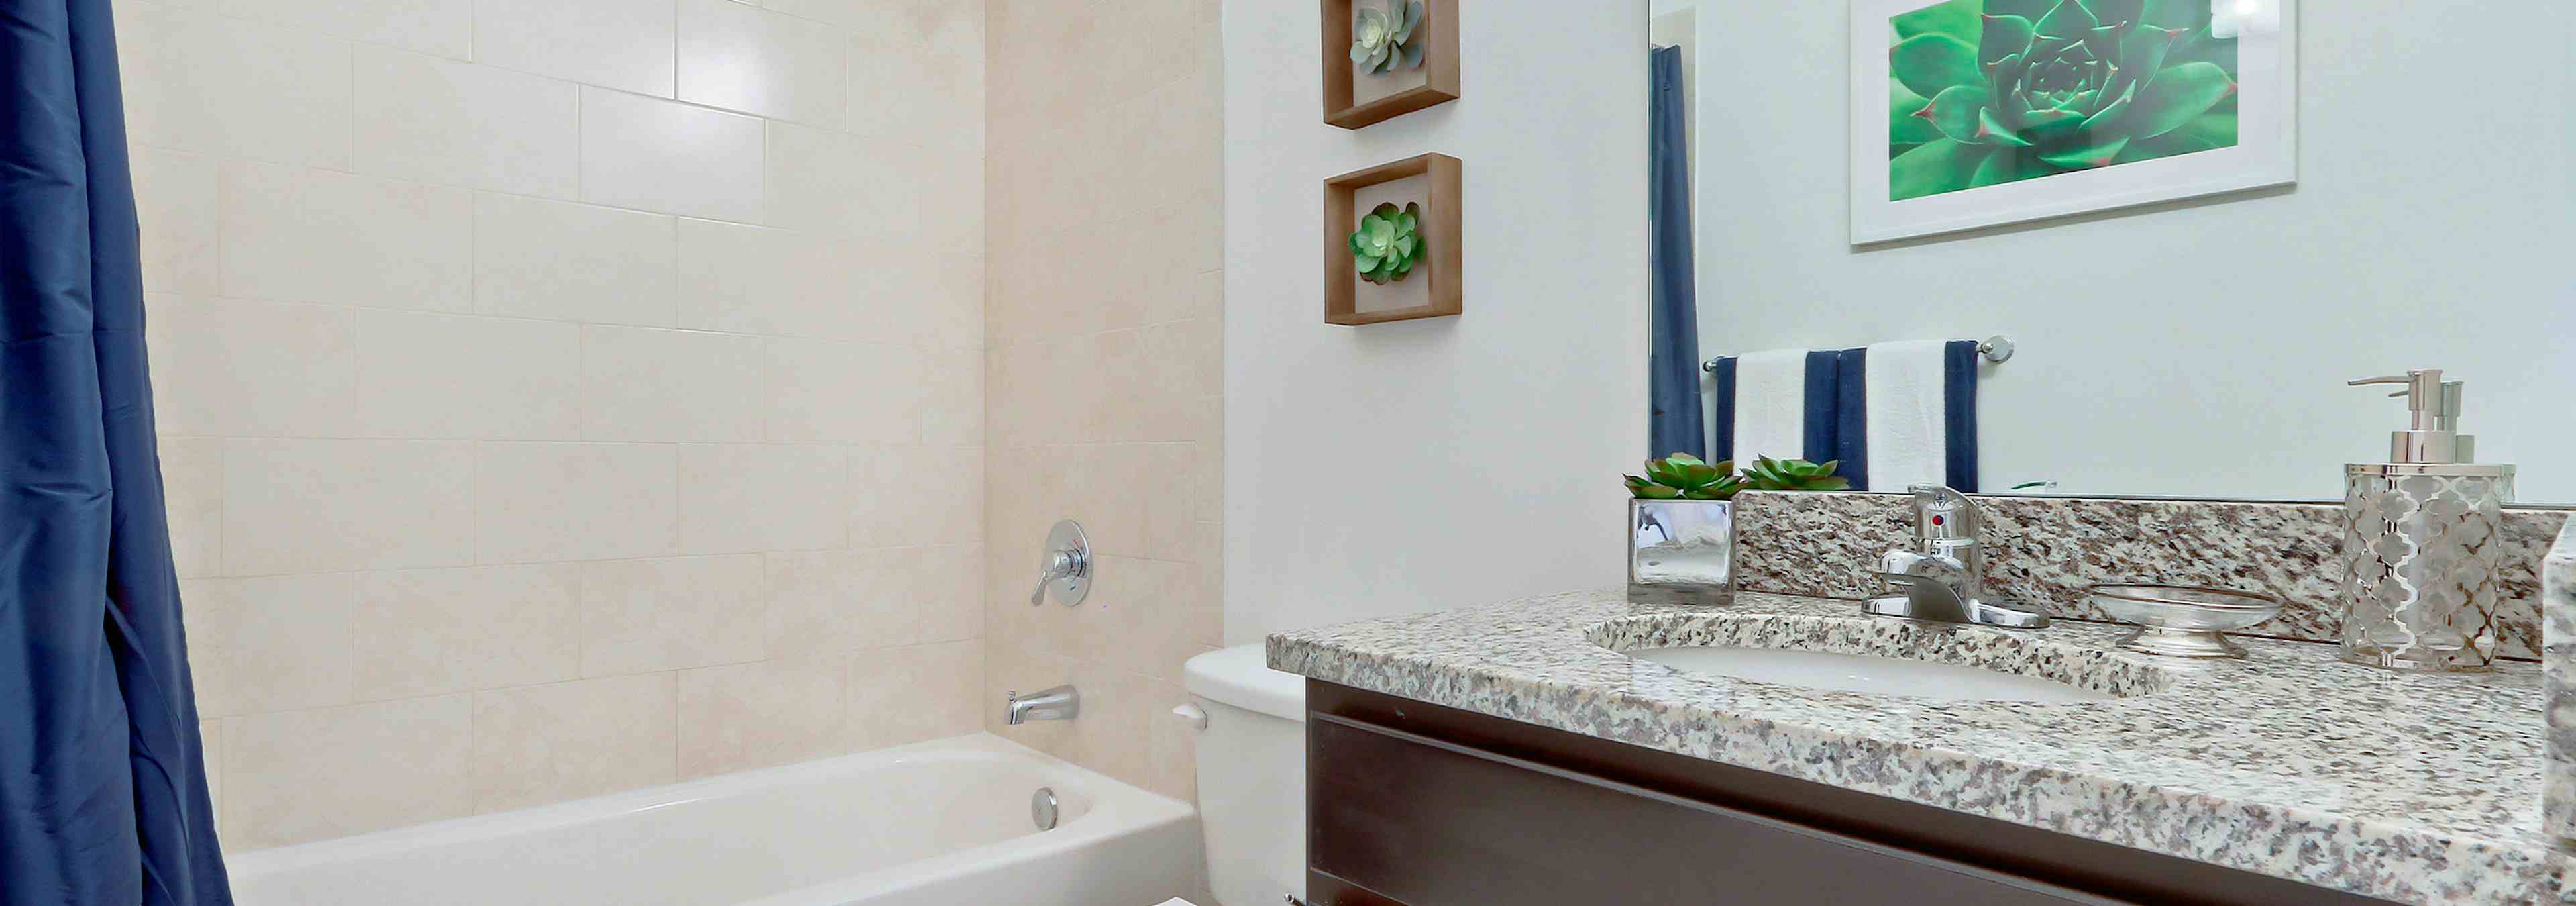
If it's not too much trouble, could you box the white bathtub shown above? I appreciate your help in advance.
[227,734,1200,906]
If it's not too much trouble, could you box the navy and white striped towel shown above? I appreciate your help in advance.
[1708,348,1842,467]
[1710,340,1979,492]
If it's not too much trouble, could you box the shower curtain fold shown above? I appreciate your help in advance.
[1647,45,1705,460]
[1,0,234,903]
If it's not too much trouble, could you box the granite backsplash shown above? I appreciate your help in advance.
[1730,491,2572,660]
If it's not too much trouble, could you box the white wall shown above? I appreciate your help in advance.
[123,0,986,849]
[1222,2,1651,642]
[1685,2,2576,501]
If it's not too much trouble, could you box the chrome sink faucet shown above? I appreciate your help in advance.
[1863,484,2049,628]
[1005,685,1079,725]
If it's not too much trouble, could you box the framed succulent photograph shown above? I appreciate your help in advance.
[1849,0,2296,244]
[1322,0,1460,129]
[1324,154,1462,324]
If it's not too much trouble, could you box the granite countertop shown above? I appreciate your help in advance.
[1267,590,2572,905]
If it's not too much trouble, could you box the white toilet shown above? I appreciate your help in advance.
[1169,644,1308,906]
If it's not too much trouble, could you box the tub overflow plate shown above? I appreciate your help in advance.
[1031,787,1059,831]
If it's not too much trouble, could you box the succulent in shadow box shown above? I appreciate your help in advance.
[1626,453,1745,501]
[1349,0,1427,75]
[1349,202,1426,285]
[1739,456,1851,492]
[1887,0,2241,200]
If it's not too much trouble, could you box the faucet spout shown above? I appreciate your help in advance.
[1005,685,1079,725]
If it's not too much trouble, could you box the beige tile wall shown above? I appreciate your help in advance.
[980,0,1224,803]
[123,0,987,850]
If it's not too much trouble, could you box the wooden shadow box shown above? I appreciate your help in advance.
[1322,0,1460,129]
[1324,153,1462,325]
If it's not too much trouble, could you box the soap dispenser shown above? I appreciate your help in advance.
[2337,368,2517,671]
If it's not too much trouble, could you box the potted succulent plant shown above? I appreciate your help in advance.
[1624,454,1739,604]
[1623,454,1849,603]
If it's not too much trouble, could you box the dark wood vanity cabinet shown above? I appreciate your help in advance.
[1305,682,2392,906]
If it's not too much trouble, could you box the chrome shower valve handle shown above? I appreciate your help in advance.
[1028,520,1092,607]
[1028,548,1084,605]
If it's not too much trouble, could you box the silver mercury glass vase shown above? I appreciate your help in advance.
[1628,499,1731,605]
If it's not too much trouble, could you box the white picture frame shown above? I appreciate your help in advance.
[1848,0,2297,245]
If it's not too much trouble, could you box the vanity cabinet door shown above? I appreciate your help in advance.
[1309,713,2127,906]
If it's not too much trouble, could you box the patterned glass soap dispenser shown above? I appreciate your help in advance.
[2338,368,2517,671]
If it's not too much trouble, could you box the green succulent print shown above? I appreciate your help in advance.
[1888,0,2239,201]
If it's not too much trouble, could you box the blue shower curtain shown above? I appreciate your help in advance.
[3,0,234,903]
[1647,46,1705,460]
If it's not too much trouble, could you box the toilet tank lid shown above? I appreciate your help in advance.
[1183,644,1305,722]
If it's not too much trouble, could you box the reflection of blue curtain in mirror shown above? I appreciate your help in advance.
[2,0,235,901]
[1648,46,1705,459]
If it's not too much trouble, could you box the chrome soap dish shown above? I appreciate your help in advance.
[2086,583,2283,659]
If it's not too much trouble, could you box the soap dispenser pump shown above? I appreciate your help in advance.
[2337,368,2517,672]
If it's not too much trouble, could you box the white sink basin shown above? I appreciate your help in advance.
[1629,646,2113,703]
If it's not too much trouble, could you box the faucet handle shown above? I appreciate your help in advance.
[1028,550,1075,605]
[1027,520,1092,607]
[1905,483,1982,542]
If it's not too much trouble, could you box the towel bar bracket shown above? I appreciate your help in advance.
[1701,335,2013,374]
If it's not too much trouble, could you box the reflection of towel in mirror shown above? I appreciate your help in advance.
[1709,348,1839,466]
[1710,341,1980,491]
[1859,340,1949,492]
[1837,340,1980,493]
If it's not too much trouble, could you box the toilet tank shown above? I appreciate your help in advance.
[1181,645,1305,906]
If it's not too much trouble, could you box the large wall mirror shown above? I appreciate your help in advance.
[1646,0,2573,503]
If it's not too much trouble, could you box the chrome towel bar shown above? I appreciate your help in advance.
[1702,334,2014,374]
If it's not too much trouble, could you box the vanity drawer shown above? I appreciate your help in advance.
[1309,712,2124,906]
[1308,681,2396,906]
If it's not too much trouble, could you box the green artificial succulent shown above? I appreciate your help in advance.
[1739,456,1852,492]
[1349,0,1427,75]
[1625,453,1746,501]
[1886,0,2240,201]
[1349,202,1426,285]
